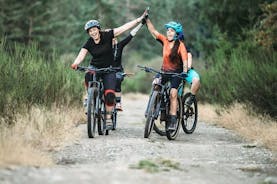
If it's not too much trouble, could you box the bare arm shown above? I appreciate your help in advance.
[73,48,88,65]
[130,22,144,36]
[146,18,159,39]
[188,52,192,69]
[113,11,146,37]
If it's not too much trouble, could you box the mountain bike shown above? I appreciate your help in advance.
[77,66,119,138]
[137,65,184,140]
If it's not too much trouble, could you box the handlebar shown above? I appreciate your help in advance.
[136,65,187,79]
[76,66,121,73]
[120,72,134,77]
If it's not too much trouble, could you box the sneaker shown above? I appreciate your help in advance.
[115,103,123,111]
[167,115,177,130]
[185,95,195,107]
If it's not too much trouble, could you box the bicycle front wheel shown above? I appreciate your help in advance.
[182,92,198,134]
[144,91,158,138]
[87,87,97,138]
[166,96,182,140]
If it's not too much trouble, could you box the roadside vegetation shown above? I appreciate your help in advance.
[199,103,277,152]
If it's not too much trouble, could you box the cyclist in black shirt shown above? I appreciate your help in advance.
[71,11,147,127]
[113,21,145,111]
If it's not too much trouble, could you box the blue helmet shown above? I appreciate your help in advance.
[84,20,100,31]
[164,21,183,35]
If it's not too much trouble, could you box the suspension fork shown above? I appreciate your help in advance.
[144,86,154,117]
[153,92,162,119]
[91,74,102,116]
[145,84,162,117]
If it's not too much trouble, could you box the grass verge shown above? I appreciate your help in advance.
[0,105,84,167]
[199,103,277,152]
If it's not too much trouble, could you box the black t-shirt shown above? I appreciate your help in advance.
[113,34,133,67]
[83,30,114,68]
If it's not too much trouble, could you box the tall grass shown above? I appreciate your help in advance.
[0,38,85,166]
[199,103,277,151]
[199,45,277,118]
[0,105,83,166]
[0,39,83,122]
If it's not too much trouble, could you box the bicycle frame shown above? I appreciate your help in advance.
[88,74,104,118]
[145,82,169,120]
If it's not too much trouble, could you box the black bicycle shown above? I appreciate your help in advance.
[137,65,183,140]
[77,66,119,138]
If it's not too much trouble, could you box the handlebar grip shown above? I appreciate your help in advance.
[76,66,84,71]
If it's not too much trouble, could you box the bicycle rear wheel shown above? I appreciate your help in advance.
[98,99,109,135]
[181,92,198,134]
[97,116,103,135]
[144,91,158,138]
[153,94,166,136]
[112,108,117,130]
[166,96,182,140]
[153,109,166,136]
[87,88,97,138]
[153,121,166,136]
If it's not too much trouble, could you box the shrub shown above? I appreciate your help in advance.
[0,39,83,122]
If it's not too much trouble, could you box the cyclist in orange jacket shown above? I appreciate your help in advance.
[145,18,188,130]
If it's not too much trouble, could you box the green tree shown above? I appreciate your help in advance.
[255,1,277,50]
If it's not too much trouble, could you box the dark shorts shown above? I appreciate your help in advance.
[162,76,181,89]
[115,71,124,92]
[85,72,116,92]
[159,69,182,89]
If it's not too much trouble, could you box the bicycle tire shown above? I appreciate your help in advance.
[144,90,158,138]
[181,92,198,134]
[97,116,103,135]
[98,98,107,135]
[153,121,166,136]
[166,96,182,140]
[112,108,117,130]
[87,87,97,138]
[152,92,166,136]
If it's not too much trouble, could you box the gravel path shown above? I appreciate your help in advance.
[0,94,276,184]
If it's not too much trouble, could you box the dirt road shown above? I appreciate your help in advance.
[0,94,276,184]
